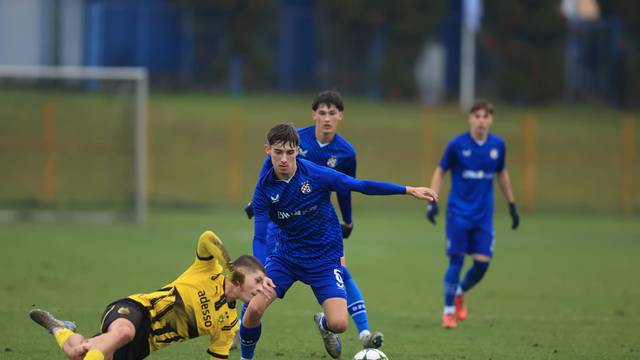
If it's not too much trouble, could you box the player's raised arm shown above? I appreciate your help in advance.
[316,164,438,202]
[196,231,234,272]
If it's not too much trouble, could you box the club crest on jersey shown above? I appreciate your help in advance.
[270,194,280,203]
[490,148,499,159]
[300,181,312,194]
[462,149,472,157]
[299,148,308,157]
[326,156,338,168]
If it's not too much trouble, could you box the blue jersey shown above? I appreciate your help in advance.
[297,126,357,224]
[440,132,506,225]
[252,158,405,267]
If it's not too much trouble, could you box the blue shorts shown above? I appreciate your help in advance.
[445,214,494,257]
[265,255,347,304]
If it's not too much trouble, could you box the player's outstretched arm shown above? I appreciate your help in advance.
[197,231,235,272]
[319,165,438,202]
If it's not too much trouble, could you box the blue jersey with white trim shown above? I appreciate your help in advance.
[440,132,506,225]
[297,126,357,224]
[252,158,404,267]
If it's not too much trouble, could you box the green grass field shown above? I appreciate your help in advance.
[1,208,638,359]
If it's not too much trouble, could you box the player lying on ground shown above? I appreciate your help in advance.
[239,123,438,360]
[30,231,273,360]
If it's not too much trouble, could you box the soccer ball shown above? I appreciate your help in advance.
[353,348,388,360]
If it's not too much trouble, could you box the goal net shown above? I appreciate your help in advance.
[0,66,148,223]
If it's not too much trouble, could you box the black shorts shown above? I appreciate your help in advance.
[99,298,151,360]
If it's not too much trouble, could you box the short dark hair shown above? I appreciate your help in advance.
[229,254,266,285]
[266,123,300,147]
[469,99,494,115]
[312,90,344,112]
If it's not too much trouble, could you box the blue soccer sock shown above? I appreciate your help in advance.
[460,259,490,293]
[343,265,369,334]
[240,322,261,360]
[444,255,464,310]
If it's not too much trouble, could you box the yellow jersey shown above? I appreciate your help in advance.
[128,231,238,359]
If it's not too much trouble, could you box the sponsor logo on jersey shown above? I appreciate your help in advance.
[276,205,318,220]
[462,149,472,157]
[117,306,130,315]
[300,181,312,194]
[326,156,338,168]
[270,194,280,203]
[462,170,495,180]
[490,148,499,159]
[299,148,308,157]
[197,290,213,327]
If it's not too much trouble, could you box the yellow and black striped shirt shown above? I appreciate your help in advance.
[128,231,238,359]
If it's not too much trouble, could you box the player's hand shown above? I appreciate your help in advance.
[509,202,520,230]
[341,223,353,239]
[71,343,91,359]
[244,201,254,219]
[426,201,439,224]
[406,186,439,202]
[258,277,277,301]
[264,276,276,289]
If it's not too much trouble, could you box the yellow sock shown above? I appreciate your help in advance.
[53,328,74,349]
[84,349,105,360]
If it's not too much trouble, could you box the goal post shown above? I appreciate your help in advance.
[0,65,148,223]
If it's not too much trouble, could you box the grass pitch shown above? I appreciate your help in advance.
[1,208,638,359]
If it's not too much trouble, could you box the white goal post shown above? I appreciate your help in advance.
[0,65,148,223]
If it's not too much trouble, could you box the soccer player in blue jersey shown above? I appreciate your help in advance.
[298,91,384,348]
[425,100,520,329]
[239,123,437,360]
[242,91,383,349]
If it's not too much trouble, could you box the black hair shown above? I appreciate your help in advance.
[266,123,300,147]
[312,90,344,112]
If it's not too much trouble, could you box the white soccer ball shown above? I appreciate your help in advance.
[353,348,389,360]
